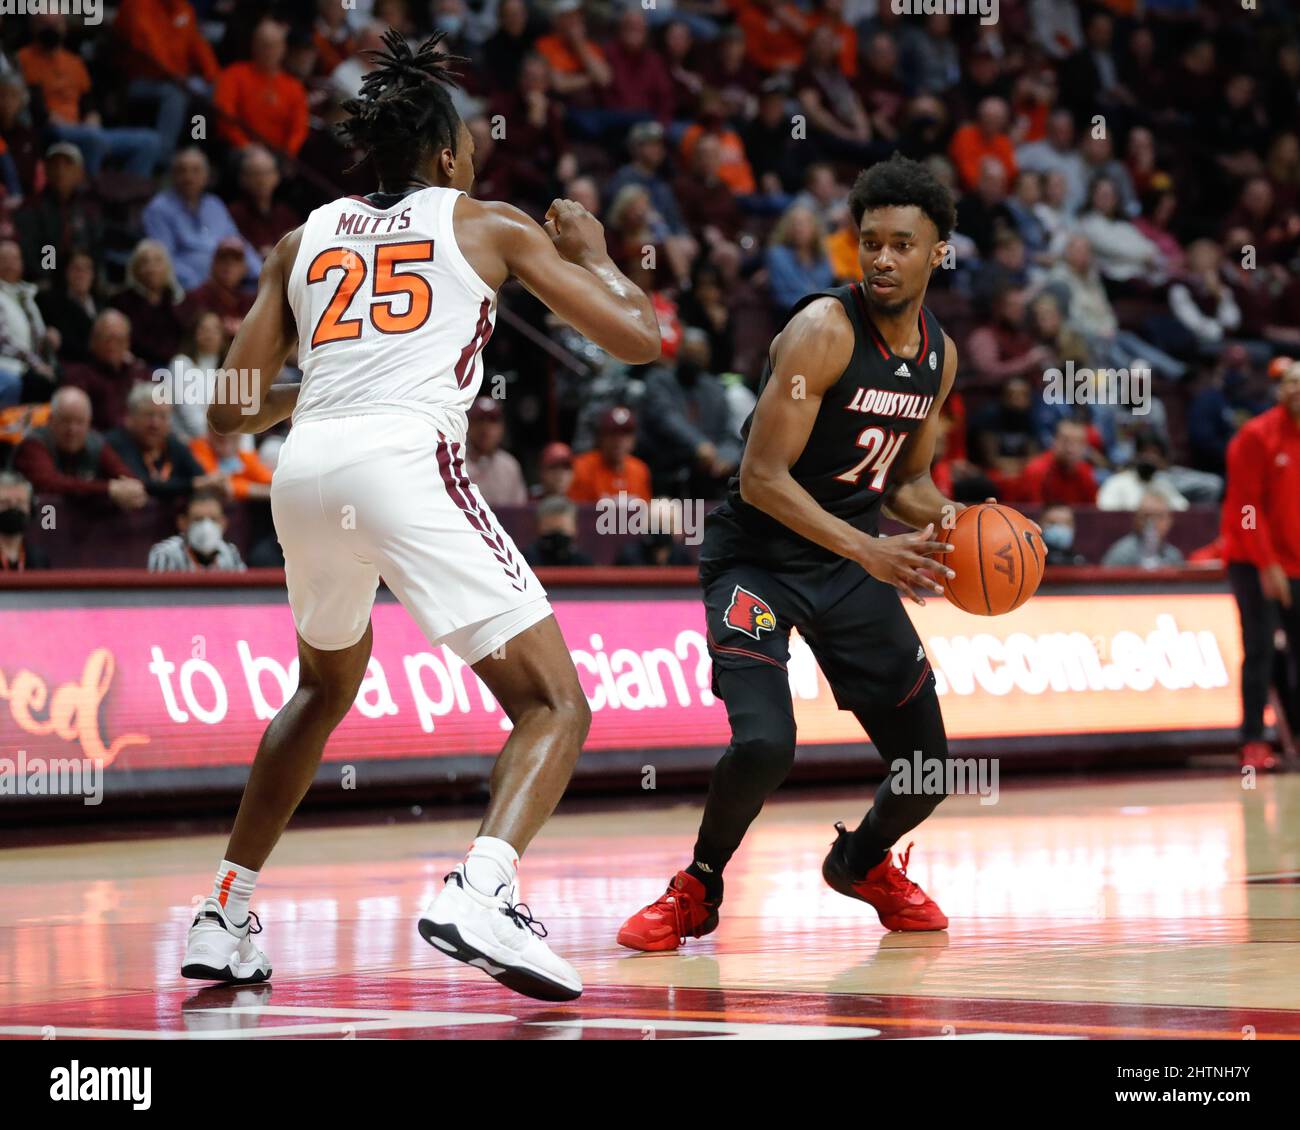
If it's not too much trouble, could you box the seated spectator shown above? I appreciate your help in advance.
[676,259,736,374]
[569,406,652,503]
[742,75,803,197]
[1167,239,1242,357]
[1076,176,1166,287]
[948,97,1017,192]
[18,13,160,175]
[1039,502,1087,566]
[957,155,1016,259]
[184,237,256,339]
[793,25,876,166]
[765,203,832,313]
[605,184,669,279]
[529,442,574,501]
[464,396,528,509]
[605,121,693,250]
[35,247,97,366]
[106,381,212,503]
[0,238,59,406]
[731,0,808,73]
[215,18,310,157]
[523,494,594,567]
[1016,418,1099,505]
[601,7,674,123]
[227,145,301,260]
[674,133,742,244]
[615,497,696,566]
[484,53,574,220]
[1097,435,1190,513]
[0,74,42,199]
[968,375,1039,480]
[639,328,741,496]
[965,287,1049,386]
[148,488,246,572]
[1101,491,1186,569]
[0,469,50,570]
[115,0,220,165]
[535,0,611,109]
[678,88,756,197]
[165,311,228,443]
[1027,290,1089,372]
[1016,109,1086,214]
[62,309,152,431]
[713,24,765,121]
[143,147,260,291]
[330,22,386,102]
[14,386,146,511]
[14,143,103,282]
[190,425,273,501]
[109,240,189,368]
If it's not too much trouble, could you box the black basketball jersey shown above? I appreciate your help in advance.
[710,282,947,566]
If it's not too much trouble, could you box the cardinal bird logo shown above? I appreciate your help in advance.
[724,585,777,640]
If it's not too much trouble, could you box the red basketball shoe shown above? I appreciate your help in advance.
[822,823,949,931]
[1240,740,1279,771]
[616,871,720,952]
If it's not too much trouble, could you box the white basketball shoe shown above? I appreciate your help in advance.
[418,866,582,1001]
[181,897,272,984]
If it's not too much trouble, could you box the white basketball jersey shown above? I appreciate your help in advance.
[286,186,495,438]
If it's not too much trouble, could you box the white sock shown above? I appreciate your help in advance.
[212,859,258,925]
[462,836,519,898]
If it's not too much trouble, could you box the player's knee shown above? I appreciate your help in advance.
[729,731,796,782]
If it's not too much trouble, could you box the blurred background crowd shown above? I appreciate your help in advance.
[0,0,1298,573]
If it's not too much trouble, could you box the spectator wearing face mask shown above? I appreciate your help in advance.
[523,494,593,567]
[614,496,695,566]
[147,487,245,571]
[1101,491,1185,569]
[0,470,50,570]
[1038,502,1086,566]
[1096,435,1190,512]
[638,328,741,497]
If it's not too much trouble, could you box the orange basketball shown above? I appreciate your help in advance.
[937,503,1046,616]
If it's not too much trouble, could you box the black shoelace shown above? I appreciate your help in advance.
[499,898,548,939]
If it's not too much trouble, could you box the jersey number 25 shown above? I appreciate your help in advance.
[307,241,434,348]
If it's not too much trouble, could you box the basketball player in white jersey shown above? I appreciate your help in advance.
[181,31,659,1001]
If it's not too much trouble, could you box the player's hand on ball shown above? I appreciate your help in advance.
[856,522,955,606]
[545,198,607,266]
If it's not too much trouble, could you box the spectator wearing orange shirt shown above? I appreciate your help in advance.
[569,406,652,504]
[116,0,220,163]
[19,14,160,175]
[214,18,310,157]
[191,426,274,502]
[730,0,809,73]
[679,89,756,197]
[536,1,611,107]
[948,97,1018,192]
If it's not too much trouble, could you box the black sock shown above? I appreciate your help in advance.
[685,860,724,903]
[845,813,889,878]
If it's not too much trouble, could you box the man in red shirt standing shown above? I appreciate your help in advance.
[1221,361,1300,770]
[1016,419,1098,505]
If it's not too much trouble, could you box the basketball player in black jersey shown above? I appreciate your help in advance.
[618,155,967,949]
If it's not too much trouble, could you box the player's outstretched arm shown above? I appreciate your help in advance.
[739,299,952,602]
[881,332,963,531]
[491,199,661,365]
[208,229,301,435]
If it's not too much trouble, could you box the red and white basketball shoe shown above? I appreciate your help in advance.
[822,823,949,931]
[616,871,720,952]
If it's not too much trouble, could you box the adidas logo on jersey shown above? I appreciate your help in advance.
[895,363,910,378]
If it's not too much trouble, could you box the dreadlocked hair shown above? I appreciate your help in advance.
[338,28,469,187]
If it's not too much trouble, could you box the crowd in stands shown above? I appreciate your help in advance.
[1,0,1298,573]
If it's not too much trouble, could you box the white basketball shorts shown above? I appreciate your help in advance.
[271,412,550,661]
